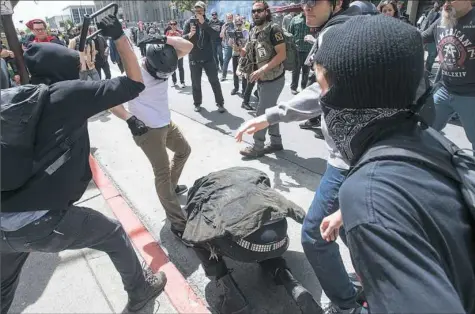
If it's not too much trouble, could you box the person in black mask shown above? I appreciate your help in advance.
[183,1,225,113]
[0,15,167,314]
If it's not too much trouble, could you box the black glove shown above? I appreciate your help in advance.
[137,35,167,48]
[126,116,149,136]
[97,14,124,40]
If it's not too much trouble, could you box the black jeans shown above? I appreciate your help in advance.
[189,59,224,107]
[172,58,185,84]
[212,41,224,70]
[242,81,256,105]
[290,51,310,91]
[0,206,145,314]
[96,61,111,80]
[232,56,247,92]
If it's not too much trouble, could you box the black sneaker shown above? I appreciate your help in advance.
[241,102,253,111]
[217,106,226,113]
[170,227,194,247]
[175,185,188,195]
[231,88,238,95]
[126,263,167,312]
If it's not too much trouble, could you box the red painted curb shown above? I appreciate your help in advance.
[89,155,210,314]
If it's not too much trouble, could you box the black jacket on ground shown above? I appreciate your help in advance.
[182,16,220,62]
[182,167,305,244]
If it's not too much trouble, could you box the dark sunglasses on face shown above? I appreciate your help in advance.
[252,8,265,14]
[212,13,217,16]
[171,23,177,25]
[300,0,317,7]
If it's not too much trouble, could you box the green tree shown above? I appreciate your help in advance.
[170,0,207,13]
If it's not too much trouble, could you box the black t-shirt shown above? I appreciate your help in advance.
[421,7,475,96]
[2,77,145,212]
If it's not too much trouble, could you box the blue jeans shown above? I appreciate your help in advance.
[432,86,475,151]
[213,41,223,70]
[301,163,358,308]
[222,46,233,78]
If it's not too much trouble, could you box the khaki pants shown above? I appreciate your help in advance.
[134,121,191,231]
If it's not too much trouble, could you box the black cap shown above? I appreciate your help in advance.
[315,15,424,110]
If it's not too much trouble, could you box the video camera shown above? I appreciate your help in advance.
[190,17,199,27]
[228,30,244,40]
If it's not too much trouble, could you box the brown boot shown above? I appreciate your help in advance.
[240,146,265,159]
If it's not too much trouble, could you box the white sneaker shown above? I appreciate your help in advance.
[178,83,185,88]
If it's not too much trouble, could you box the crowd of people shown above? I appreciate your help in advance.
[1,0,475,314]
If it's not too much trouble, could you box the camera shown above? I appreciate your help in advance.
[227,30,243,40]
[190,17,199,26]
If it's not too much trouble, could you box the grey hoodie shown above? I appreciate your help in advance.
[264,7,363,171]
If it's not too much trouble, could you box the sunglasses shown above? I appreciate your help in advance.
[300,0,317,7]
[170,23,177,25]
[212,13,217,16]
[251,8,265,14]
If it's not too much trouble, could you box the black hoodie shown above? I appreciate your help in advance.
[2,43,145,213]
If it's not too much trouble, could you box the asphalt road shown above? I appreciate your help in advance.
[87,45,471,314]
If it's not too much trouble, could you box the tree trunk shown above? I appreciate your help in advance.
[1,14,29,85]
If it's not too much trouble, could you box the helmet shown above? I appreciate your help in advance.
[144,44,178,80]
[349,1,378,15]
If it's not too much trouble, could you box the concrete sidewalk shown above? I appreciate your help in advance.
[8,181,178,314]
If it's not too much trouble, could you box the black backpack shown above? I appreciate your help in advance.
[349,127,475,219]
[1,85,83,194]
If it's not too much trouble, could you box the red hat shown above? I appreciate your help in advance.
[26,18,46,30]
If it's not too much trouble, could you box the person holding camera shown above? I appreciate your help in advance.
[1,14,167,313]
[230,17,249,96]
[183,1,225,113]
[220,13,235,81]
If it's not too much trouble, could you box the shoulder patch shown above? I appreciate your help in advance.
[274,32,284,42]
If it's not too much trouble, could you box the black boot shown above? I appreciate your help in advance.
[274,268,323,314]
[217,273,250,314]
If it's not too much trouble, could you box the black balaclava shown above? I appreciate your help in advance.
[314,15,424,165]
[24,42,80,85]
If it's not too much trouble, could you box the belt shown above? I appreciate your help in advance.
[235,236,288,253]
[4,210,67,237]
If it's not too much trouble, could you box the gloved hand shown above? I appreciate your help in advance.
[126,116,149,136]
[137,35,167,48]
[97,14,124,40]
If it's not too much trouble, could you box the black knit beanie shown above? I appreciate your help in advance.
[314,14,424,110]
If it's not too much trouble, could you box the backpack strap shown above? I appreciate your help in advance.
[350,133,461,184]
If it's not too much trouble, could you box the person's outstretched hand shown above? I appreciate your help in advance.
[320,210,343,242]
[235,115,269,142]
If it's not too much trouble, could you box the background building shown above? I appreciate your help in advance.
[94,0,186,25]
[45,15,71,31]
[62,4,97,25]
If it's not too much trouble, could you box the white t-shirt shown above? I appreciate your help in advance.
[128,64,170,128]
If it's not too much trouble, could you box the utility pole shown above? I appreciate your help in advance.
[1,0,29,84]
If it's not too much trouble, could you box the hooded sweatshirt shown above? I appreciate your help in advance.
[1,43,145,221]
[266,6,362,170]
